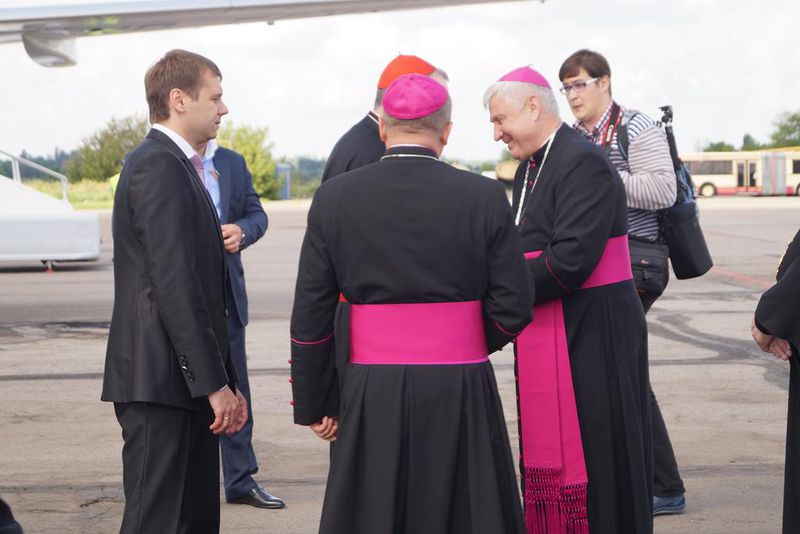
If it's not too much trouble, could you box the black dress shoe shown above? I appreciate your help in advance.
[228,485,285,509]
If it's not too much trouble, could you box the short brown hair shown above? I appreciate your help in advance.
[145,49,222,123]
[558,49,611,82]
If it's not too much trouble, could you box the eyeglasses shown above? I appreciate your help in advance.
[559,78,599,95]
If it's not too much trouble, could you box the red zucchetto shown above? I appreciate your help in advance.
[377,54,436,89]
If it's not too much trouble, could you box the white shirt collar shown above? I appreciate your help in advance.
[151,123,198,160]
[202,140,219,161]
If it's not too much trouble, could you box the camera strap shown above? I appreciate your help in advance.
[601,102,623,150]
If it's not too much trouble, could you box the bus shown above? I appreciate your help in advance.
[682,149,800,197]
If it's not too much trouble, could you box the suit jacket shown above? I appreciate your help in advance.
[213,147,268,327]
[320,112,386,183]
[102,129,237,410]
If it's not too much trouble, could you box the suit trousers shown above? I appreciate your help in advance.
[639,287,686,499]
[115,401,220,534]
[220,307,259,500]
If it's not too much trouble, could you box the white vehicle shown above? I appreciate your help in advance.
[0,152,100,267]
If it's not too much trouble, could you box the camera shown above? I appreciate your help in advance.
[659,105,674,125]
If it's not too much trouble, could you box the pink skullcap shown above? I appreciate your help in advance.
[498,65,551,89]
[383,73,448,120]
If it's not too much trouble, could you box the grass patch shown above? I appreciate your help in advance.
[24,178,114,210]
[23,177,309,210]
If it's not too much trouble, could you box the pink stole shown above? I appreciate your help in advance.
[517,235,632,533]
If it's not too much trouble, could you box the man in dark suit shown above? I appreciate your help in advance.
[102,49,247,534]
[195,140,284,508]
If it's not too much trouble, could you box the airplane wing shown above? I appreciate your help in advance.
[0,0,532,67]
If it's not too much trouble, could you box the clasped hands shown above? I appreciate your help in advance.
[751,317,792,361]
[208,386,248,435]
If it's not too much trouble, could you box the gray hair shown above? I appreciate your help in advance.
[381,96,453,136]
[375,67,450,109]
[482,81,559,116]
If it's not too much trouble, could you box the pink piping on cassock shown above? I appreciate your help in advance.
[518,234,632,534]
[349,300,488,365]
[290,332,334,346]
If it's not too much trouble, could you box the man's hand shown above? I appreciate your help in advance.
[221,224,244,254]
[227,389,249,434]
[310,416,338,442]
[769,337,793,361]
[751,317,774,353]
[208,386,239,435]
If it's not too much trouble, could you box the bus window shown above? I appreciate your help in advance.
[687,160,731,175]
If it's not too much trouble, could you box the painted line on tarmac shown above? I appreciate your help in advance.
[708,267,773,289]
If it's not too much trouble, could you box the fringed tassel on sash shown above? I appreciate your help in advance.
[524,468,589,534]
[561,482,589,534]
[524,467,561,534]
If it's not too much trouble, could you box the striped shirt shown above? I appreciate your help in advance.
[574,102,676,241]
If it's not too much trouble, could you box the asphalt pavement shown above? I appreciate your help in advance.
[0,196,798,533]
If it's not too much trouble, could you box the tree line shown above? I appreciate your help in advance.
[6,109,799,192]
[703,111,800,152]
[0,114,320,200]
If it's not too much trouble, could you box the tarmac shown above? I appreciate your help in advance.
[0,195,798,533]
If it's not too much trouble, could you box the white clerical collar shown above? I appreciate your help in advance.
[386,143,431,150]
[152,123,198,160]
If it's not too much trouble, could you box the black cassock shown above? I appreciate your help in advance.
[755,229,800,534]
[291,145,533,534]
[512,124,653,534]
[320,111,385,182]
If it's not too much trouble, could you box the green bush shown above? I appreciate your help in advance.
[65,115,149,182]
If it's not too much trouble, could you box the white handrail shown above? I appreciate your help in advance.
[0,149,69,202]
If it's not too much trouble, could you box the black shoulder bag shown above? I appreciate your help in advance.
[618,105,713,280]
[606,104,670,299]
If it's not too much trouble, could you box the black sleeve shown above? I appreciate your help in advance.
[529,152,619,304]
[756,254,800,350]
[128,154,229,398]
[321,127,384,183]
[483,182,534,353]
[289,192,340,425]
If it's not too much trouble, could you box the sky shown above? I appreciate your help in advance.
[1,0,798,165]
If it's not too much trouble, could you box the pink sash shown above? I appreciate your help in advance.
[349,300,488,365]
[518,235,632,533]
